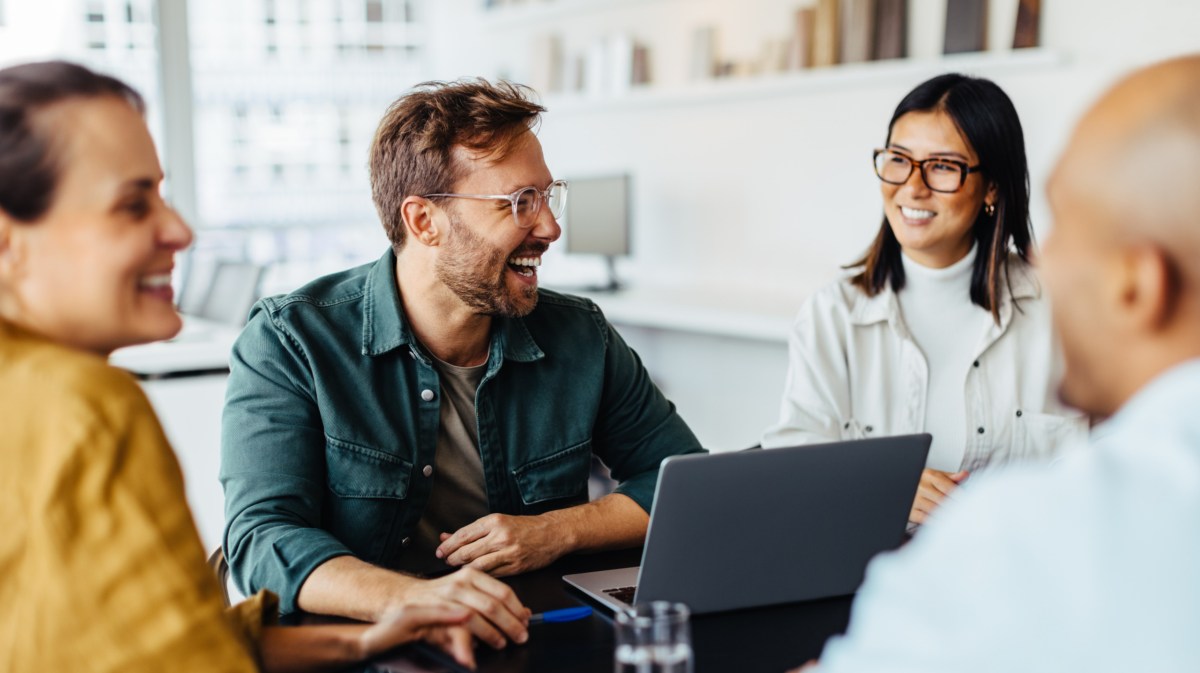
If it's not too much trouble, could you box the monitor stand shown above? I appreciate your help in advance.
[579,255,622,293]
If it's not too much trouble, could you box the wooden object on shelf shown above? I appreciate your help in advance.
[813,0,840,67]
[840,0,876,64]
[1013,0,1041,48]
[872,0,907,60]
[787,7,816,69]
[944,0,988,54]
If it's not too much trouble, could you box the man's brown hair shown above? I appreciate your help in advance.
[369,79,545,250]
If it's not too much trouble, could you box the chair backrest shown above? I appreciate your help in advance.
[207,546,233,608]
[196,261,265,327]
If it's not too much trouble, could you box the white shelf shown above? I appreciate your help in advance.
[562,284,809,344]
[540,48,1064,114]
[482,0,680,28]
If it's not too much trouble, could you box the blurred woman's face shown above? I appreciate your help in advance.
[880,110,995,268]
[0,96,192,355]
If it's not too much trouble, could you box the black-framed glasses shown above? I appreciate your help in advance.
[423,180,569,229]
[873,149,983,193]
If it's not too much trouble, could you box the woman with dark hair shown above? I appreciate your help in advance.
[763,73,1086,527]
[0,61,479,671]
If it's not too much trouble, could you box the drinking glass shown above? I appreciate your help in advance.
[614,601,693,673]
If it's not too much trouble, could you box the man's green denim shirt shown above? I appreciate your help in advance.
[220,249,705,613]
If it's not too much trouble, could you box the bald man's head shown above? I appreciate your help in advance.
[1042,55,1200,418]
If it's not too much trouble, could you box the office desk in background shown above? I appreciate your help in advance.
[356,548,852,673]
[109,316,242,552]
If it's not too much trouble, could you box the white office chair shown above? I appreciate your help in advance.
[195,261,266,327]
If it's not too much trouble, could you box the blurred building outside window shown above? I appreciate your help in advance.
[0,0,427,314]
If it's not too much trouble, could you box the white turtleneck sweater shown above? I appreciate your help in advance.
[897,245,994,472]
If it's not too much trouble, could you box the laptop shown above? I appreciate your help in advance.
[563,434,931,615]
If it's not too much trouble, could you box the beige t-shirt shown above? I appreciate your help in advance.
[397,357,491,575]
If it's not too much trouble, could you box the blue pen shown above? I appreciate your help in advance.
[529,606,593,625]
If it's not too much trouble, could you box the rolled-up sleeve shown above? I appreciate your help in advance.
[220,303,352,614]
[592,320,705,512]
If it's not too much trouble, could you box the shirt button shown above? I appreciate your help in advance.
[977,427,986,434]
[420,389,435,402]
[973,360,980,368]
[1016,410,1023,418]
[865,425,874,433]
[423,464,433,477]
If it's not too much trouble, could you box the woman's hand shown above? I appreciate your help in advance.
[359,603,475,666]
[258,603,475,673]
[910,468,969,525]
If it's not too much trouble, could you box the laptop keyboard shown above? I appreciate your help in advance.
[604,586,637,604]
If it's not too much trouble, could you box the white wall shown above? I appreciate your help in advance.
[424,0,1200,296]
[417,0,1200,451]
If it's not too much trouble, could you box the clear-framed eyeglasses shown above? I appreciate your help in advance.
[873,149,983,193]
[423,180,569,229]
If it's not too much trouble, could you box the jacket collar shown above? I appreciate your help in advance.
[361,248,544,364]
[849,256,1042,329]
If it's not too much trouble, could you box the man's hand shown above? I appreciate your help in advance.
[436,513,573,577]
[910,468,969,525]
[394,567,532,650]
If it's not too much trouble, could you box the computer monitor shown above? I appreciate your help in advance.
[563,174,630,291]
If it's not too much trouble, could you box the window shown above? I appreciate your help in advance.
[184,0,427,293]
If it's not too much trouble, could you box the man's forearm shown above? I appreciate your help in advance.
[540,492,649,555]
[296,555,420,622]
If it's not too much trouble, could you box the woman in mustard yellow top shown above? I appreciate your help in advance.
[0,61,478,672]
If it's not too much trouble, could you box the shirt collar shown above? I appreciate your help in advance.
[1097,357,1200,439]
[360,248,545,364]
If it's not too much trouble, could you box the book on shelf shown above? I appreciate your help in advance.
[528,33,564,94]
[632,42,652,86]
[872,0,907,60]
[944,0,988,54]
[840,0,876,64]
[787,7,816,70]
[1013,0,1040,48]
[689,25,718,80]
[813,0,840,67]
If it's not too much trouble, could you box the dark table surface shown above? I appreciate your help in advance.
[351,548,853,673]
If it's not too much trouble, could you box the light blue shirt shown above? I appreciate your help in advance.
[818,359,1200,673]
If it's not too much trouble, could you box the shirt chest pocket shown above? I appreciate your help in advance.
[511,439,591,513]
[325,437,411,559]
[1011,412,1088,462]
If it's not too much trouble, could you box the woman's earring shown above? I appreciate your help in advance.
[985,203,996,217]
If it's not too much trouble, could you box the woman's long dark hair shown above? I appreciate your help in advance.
[848,73,1033,323]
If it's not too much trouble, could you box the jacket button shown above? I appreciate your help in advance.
[402,537,412,547]
[977,427,986,434]
[420,389,435,402]
[423,464,433,477]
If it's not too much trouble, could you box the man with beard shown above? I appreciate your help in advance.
[797,55,1200,673]
[220,80,704,654]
